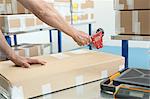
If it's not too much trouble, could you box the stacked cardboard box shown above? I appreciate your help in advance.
[114,0,150,36]
[71,0,95,24]
[55,0,95,24]
[0,49,125,98]
[12,43,51,57]
[0,0,73,33]
[0,43,51,61]
[0,14,52,33]
[0,0,30,14]
[0,0,95,33]
[114,0,150,10]
[0,0,55,14]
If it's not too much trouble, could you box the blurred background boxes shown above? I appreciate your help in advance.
[114,0,150,10]
[12,43,51,57]
[0,0,95,33]
[0,14,52,33]
[115,10,150,35]
[0,0,30,14]
[71,0,94,12]
[114,0,150,36]
[72,12,94,24]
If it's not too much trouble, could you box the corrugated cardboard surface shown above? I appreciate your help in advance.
[115,10,150,35]
[114,0,150,10]
[0,49,124,99]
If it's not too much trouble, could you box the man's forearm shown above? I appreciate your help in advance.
[0,30,16,60]
[18,0,76,38]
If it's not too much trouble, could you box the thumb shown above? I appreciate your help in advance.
[22,62,30,68]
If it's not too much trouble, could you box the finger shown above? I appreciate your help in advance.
[28,58,46,65]
[84,38,90,45]
[22,62,30,68]
[39,60,47,65]
[79,33,90,45]
[81,38,89,46]
[77,42,82,46]
[75,37,83,46]
[81,40,86,46]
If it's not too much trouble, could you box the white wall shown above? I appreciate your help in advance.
[16,0,150,52]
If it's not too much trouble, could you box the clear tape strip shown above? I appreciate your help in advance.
[75,75,84,95]
[11,0,17,13]
[101,70,108,78]
[132,11,141,34]
[11,86,24,99]
[42,83,52,99]
[24,48,30,57]
[115,11,125,34]
[127,0,134,9]
[115,0,124,10]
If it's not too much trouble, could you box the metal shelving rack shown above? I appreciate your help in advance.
[111,35,150,69]
[4,23,93,53]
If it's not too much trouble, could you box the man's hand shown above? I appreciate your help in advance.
[72,31,91,46]
[11,55,46,68]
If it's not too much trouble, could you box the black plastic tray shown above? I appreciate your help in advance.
[113,68,150,88]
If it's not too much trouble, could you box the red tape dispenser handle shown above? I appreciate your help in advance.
[91,28,104,49]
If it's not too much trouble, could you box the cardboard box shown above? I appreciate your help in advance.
[12,43,51,57]
[0,14,22,33]
[0,0,55,14]
[72,12,95,24]
[71,0,94,12]
[114,0,150,10]
[54,0,94,12]
[115,10,150,35]
[0,44,51,61]
[0,14,51,33]
[14,48,26,57]
[0,49,125,99]
[0,0,30,14]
